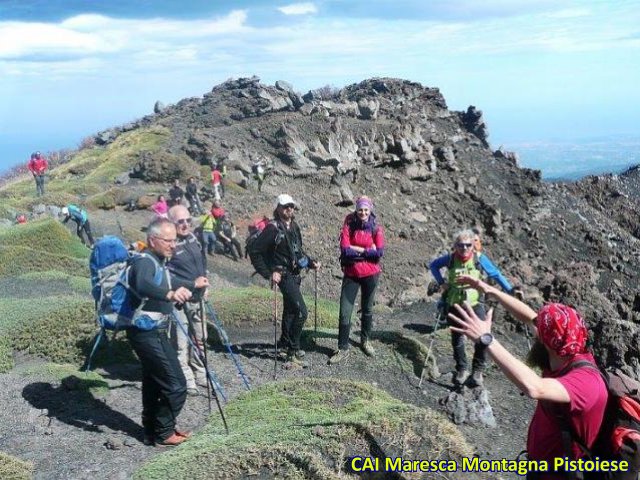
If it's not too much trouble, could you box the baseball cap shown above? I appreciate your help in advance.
[275,194,297,209]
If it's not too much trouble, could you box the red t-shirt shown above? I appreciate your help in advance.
[211,170,222,185]
[527,353,607,479]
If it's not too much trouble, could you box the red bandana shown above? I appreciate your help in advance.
[536,303,588,357]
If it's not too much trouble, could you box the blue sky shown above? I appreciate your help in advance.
[1,0,639,172]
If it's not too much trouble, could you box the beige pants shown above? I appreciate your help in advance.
[171,302,208,388]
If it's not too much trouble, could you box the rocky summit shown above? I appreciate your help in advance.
[89,76,640,377]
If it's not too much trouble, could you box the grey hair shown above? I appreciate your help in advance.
[167,204,189,221]
[453,229,475,243]
[147,218,175,239]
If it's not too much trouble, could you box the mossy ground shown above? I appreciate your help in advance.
[0,126,171,215]
[0,451,33,480]
[134,378,473,480]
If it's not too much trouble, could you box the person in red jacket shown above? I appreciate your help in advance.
[27,151,48,196]
[329,196,385,364]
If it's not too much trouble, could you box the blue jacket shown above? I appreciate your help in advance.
[429,252,513,293]
[66,204,88,225]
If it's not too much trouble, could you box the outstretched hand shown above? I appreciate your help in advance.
[456,275,490,293]
[448,303,493,343]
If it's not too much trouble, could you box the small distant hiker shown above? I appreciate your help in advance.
[252,159,267,192]
[251,194,320,369]
[126,217,193,447]
[448,277,607,479]
[198,205,218,256]
[15,213,27,225]
[61,204,95,247]
[329,196,385,364]
[211,165,222,201]
[168,180,185,207]
[185,177,203,215]
[150,195,169,219]
[211,199,225,221]
[167,205,211,396]
[27,151,48,196]
[429,229,515,387]
[215,215,242,261]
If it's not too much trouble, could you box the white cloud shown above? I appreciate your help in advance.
[277,3,318,16]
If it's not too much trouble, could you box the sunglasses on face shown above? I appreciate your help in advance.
[455,242,473,249]
[175,218,193,226]
[281,204,295,210]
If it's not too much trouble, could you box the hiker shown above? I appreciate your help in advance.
[61,204,95,247]
[251,194,320,368]
[150,195,169,218]
[126,217,193,447]
[211,165,222,201]
[252,159,267,192]
[167,205,211,396]
[27,151,48,196]
[185,177,203,215]
[211,200,225,221]
[15,214,27,225]
[449,277,607,479]
[329,196,385,364]
[429,229,515,387]
[215,215,242,261]
[168,180,185,207]
[198,205,218,256]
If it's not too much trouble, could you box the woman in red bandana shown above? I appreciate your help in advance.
[448,278,607,480]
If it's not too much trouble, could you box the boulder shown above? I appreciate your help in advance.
[443,387,496,427]
[154,101,166,114]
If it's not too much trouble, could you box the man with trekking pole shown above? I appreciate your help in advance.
[251,194,320,370]
[449,275,607,479]
[167,205,211,397]
[126,218,193,447]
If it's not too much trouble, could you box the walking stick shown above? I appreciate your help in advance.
[314,269,318,335]
[273,281,278,380]
[199,300,212,413]
[418,307,444,388]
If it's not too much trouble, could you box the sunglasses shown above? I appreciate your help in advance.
[455,242,473,249]
[175,218,193,226]
[281,204,295,209]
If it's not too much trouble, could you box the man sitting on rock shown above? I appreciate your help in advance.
[449,277,607,479]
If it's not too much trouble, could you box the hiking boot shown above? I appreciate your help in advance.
[291,349,305,359]
[156,432,189,448]
[453,369,469,386]
[328,349,350,365]
[284,352,309,369]
[143,434,154,446]
[361,340,375,357]
[466,371,484,388]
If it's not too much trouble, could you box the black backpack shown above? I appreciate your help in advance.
[543,360,640,480]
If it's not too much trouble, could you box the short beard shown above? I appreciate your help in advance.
[526,339,550,371]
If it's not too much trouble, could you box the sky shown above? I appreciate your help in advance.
[1,0,639,172]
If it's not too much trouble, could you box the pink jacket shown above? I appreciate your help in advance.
[339,213,384,279]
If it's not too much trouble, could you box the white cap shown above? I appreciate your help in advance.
[61,207,69,216]
[274,194,296,209]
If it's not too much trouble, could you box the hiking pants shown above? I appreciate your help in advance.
[448,303,487,372]
[221,238,243,260]
[34,174,45,196]
[278,273,308,352]
[171,303,208,388]
[78,221,95,246]
[337,273,379,350]
[187,196,203,215]
[126,328,187,442]
[202,231,216,255]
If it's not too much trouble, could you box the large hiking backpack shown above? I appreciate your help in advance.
[89,236,165,330]
[549,361,640,480]
[245,217,270,260]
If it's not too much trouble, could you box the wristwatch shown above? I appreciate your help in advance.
[478,333,494,348]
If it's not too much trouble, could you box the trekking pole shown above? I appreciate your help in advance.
[84,327,105,371]
[205,301,251,390]
[199,300,213,413]
[171,311,229,433]
[171,310,227,401]
[418,308,444,388]
[314,269,318,335]
[273,281,278,380]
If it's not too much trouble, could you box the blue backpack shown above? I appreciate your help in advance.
[89,236,166,331]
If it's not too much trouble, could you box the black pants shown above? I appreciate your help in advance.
[449,303,487,372]
[221,237,243,260]
[278,274,308,351]
[77,221,95,246]
[337,274,379,350]
[127,328,187,441]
